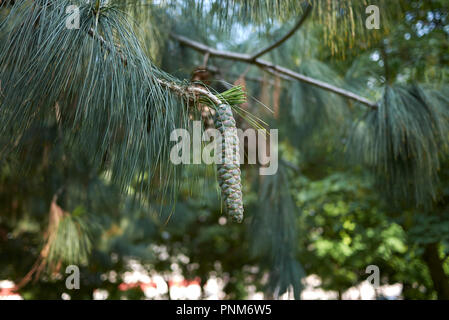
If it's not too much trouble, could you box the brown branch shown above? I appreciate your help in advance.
[13,191,66,292]
[157,79,223,105]
[170,33,378,109]
[88,17,376,109]
[250,3,312,60]
[202,52,210,68]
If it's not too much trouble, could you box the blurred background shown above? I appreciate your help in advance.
[0,0,448,300]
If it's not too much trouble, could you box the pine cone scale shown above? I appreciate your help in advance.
[214,103,244,223]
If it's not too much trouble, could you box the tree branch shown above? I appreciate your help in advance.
[157,79,223,105]
[250,3,312,60]
[171,33,378,109]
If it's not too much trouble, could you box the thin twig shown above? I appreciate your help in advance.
[157,79,223,105]
[170,33,378,109]
[13,190,66,291]
[202,52,210,68]
[250,3,312,60]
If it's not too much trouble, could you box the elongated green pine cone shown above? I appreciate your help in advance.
[214,104,244,223]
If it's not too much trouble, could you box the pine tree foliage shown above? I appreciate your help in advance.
[350,85,449,206]
[103,0,169,65]
[46,207,92,268]
[162,0,306,25]
[311,0,401,56]
[156,0,400,58]
[0,0,191,197]
[289,59,349,140]
[250,165,305,299]
[1,0,448,300]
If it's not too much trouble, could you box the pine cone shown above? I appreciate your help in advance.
[214,104,244,223]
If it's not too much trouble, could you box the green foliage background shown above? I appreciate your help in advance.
[0,0,448,300]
